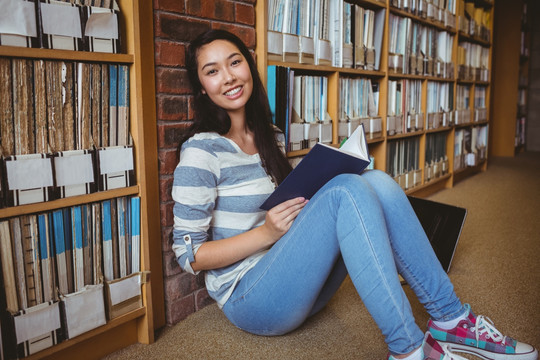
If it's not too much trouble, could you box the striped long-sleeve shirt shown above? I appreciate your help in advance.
[172,132,277,308]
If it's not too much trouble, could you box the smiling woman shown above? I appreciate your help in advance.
[170,29,538,360]
[196,39,254,124]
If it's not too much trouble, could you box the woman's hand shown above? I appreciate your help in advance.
[190,197,308,272]
[262,197,309,244]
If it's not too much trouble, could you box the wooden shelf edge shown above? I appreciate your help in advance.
[426,126,453,134]
[387,130,425,140]
[389,6,457,33]
[407,173,452,197]
[0,186,139,218]
[455,120,489,128]
[0,46,134,63]
[26,307,146,360]
[267,60,385,77]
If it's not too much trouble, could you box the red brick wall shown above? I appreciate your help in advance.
[153,0,257,325]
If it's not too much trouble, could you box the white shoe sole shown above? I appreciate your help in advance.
[439,342,539,360]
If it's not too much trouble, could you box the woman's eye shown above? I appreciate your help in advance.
[231,59,241,66]
[206,69,217,75]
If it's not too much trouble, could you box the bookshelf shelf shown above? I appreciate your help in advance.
[0,46,134,63]
[367,136,386,144]
[267,60,386,77]
[0,186,140,219]
[426,126,453,134]
[408,173,452,194]
[389,7,457,33]
[24,307,146,360]
[458,32,491,46]
[388,130,425,140]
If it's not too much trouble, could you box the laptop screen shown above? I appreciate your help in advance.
[408,196,467,273]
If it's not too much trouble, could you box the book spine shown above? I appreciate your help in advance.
[130,196,140,274]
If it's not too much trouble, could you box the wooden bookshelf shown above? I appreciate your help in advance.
[491,0,531,156]
[256,0,494,195]
[0,0,164,358]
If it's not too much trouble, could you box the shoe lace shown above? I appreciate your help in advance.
[471,315,507,344]
[441,344,468,360]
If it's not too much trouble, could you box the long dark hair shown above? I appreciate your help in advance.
[179,29,292,184]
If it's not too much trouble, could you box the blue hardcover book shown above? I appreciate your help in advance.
[125,197,132,275]
[117,64,130,146]
[70,206,84,292]
[101,200,114,281]
[130,197,140,273]
[260,125,371,210]
[267,65,277,124]
[116,198,127,278]
[38,214,54,302]
[51,210,69,295]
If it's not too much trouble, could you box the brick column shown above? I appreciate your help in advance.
[153,0,256,325]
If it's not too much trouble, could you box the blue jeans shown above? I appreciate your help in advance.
[222,170,466,355]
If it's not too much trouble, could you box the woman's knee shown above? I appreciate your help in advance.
[362,169,407,201]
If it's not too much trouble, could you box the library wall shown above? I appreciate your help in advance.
[152,0,257,325]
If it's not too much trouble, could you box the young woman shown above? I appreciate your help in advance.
[172,29,537,360]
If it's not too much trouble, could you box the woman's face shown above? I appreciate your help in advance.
[196,39,253,119]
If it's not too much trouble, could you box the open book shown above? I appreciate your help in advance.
[260,125,370,210]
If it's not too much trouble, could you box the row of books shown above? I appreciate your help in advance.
[338,77,383,142]
[338,77,379,122]
[426,82,453,129]
[457,41,490,81]
[0,146,134,208]
[425,132,449,182]
[387,79,423,135]
[454,124,488,171]
[0,195,143,357]
[0,196,140,314]
[0,58,130,157]
[267,0,385,70]
[267,66,326,151]
[387,137,422,191]
[458,0,491,42]
[0,0,120,53]
[267,66,385,152]
[388,14,454,78]
[390,0,457,29]
[290,74,330,150]
[427,81,453,116]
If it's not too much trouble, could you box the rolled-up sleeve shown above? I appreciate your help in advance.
[171,140,219,274]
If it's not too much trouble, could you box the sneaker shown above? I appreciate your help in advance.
[427,304,538,360]
[388,332,468,360]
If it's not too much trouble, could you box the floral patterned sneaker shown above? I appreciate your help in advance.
[388,332,468,360]
[428,304,538,360]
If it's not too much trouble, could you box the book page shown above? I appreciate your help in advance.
[339,124,369,160]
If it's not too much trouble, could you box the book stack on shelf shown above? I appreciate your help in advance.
[426,81,454,130]
[387,79,423,136]
[390,0,457,30]
[388,13,455,79]
[454,124,488,170]
[387,137,422,190]
[0,0,159,358]
[0,0,120,53]
[338,77,382,142]
[425,132,449,183]
[458,0,492,43]
[257,0,494,194]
